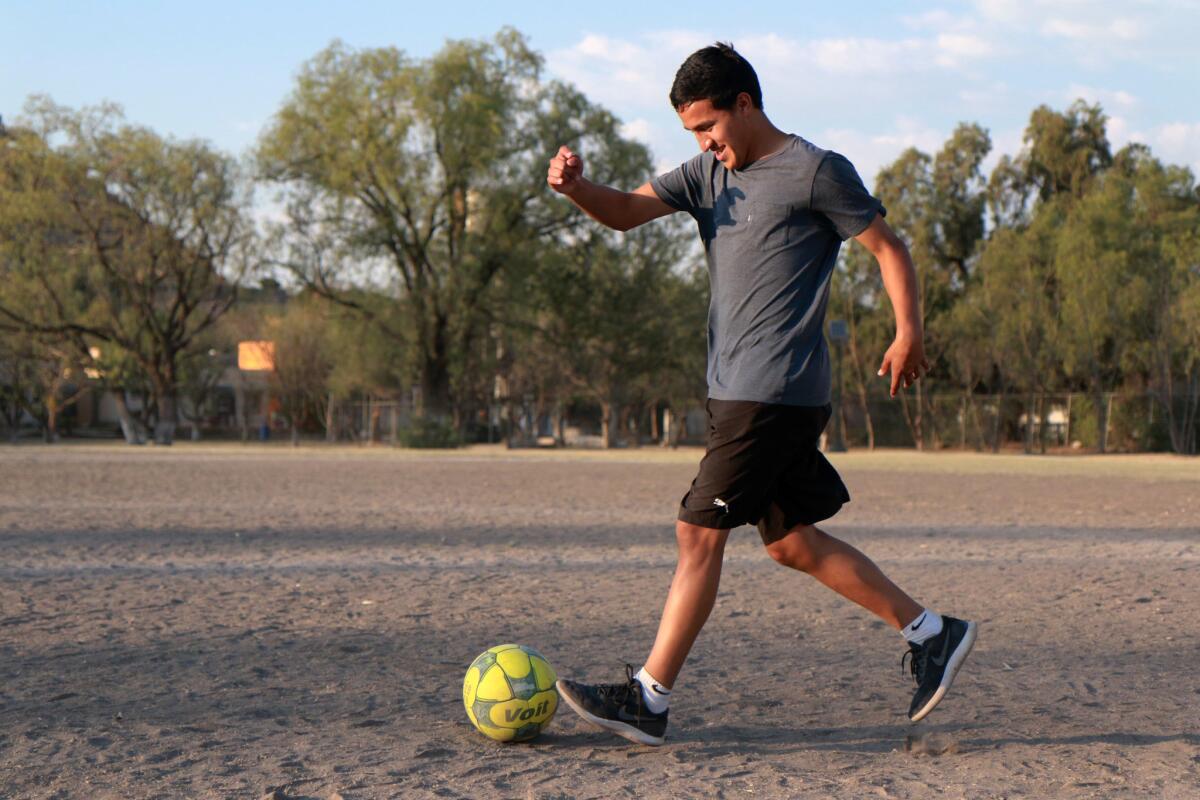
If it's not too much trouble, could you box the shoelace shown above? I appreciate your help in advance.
[594,664,640,705]
[902,642,929,685]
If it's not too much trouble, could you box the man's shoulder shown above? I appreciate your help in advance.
[778,135,831,165]
[656,150,717,188]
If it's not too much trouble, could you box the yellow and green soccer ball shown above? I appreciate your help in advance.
[463,644,558,742]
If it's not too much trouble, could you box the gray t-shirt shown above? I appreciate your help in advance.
[651,135,884,406]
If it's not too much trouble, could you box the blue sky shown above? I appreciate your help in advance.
[4,0,1199,187]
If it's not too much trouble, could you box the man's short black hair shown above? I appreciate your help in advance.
[669,42,763,112]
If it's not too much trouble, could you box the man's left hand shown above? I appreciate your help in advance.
[877,335,930,397]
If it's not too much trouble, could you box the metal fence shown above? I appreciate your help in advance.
[830,392,1195,453]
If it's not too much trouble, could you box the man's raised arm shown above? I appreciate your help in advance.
[547,145,676,232]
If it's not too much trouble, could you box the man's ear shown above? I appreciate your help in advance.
[736,92,754,115]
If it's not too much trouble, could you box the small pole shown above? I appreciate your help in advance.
[828,319,849,452]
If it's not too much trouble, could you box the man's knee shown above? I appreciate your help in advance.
[675,520,728,563]
[764,524,823,572]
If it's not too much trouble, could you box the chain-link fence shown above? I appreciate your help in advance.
[830,392,1195,453]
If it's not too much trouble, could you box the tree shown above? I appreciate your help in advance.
[519,214,696,448]
[1021,101,1112,204]
[0,99,254,444]
[0,332,89,442]
[257,29,644,426]
[870,126,990,448]
[973,218,1061,452]
[1054,171,1153,453]
[265,298,335,446]
[1114,147,1200,454]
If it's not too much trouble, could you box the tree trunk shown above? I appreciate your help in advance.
[113,390,147,445]
[958,395,967,450]
[325,392,337,442]
[1023,392,1036,454]
[623,405,638,446]
[1037,391,1048,454]
[291,421,300,447]
[154,391,178,445]
[845,316,873,449]
[421,327,453,420]
[1064,393,1073,447]
[601,401,616,449]
[1095,389,1109,454]
[1185,370,1200,456]
[967,393,985,451]
[991,391,1005,453]
[366,397,377,445]
[923,384,941,450]
[859,385,875,450]
[899,389,923,450]
[43,395,60,443]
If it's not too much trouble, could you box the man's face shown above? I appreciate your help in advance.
[677,95,752,170]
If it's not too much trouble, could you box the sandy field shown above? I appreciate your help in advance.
[0,443,1197,799]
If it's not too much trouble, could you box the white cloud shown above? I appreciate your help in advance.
[1096,119,1200,175]
[1065,84,1138,110]
[818,118,947,185]
[958,81,1012,110]
[974,0,1027,24]
[1107,114,1132,143]
[541,18,1195,189]
[1144,121,1200,174]
[546,33,674,109]
[808,38,925,75]
[545,29,1003,174]
[935,33,996,66]
[903,10,960,30]
[618,117,654,145]
[1041,17,1146,42]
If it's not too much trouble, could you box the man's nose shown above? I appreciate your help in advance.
[699,136,713,152]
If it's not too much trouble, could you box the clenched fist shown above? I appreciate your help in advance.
[547,145,584,195]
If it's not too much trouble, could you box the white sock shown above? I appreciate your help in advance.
[902,609,943,646]
[634,666,671,714]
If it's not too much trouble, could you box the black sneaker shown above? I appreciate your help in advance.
[556,665,668,746]
[904,616,978,722]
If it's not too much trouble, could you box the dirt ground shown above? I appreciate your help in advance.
[0,443,1197,799]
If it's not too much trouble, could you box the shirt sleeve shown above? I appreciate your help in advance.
[811,152,886,240]
[650,152,710,213]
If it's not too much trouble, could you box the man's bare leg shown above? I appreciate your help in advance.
[642,520,730,689]
[763,523,922,629]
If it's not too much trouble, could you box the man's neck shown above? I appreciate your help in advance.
[741,120,792,168]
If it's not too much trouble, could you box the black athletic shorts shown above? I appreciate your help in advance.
[677,398,850,544]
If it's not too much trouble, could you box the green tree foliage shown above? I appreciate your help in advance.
[1021,101,1112,203]
[3,38,1197,455]
[0,99,254,444]
[257,29,649,426]
[520,216,700,447]
[264,298,335,446]
[833,100,1199,454]
[863,123,991,448]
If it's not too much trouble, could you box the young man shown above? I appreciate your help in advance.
[546,43,976,746]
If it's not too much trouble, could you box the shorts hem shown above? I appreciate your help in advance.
[676,505,742,531]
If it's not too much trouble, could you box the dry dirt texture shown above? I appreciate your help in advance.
[1,444,1197,799]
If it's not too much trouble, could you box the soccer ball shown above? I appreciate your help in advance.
[463,644,558,742]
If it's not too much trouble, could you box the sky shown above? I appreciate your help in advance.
[4,0,1199,191]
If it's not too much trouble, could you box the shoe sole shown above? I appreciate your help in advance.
[555,680,665,746]
[910,620,978,722]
